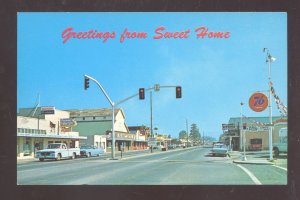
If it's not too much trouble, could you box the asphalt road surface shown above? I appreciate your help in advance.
[17,147,287,185]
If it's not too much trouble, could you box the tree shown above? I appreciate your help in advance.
[179,130,187,140]
[189,123,201,145]
[171,138,179,145]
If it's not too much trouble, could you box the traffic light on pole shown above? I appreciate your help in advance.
[84,76,90,90]
[139,88,145,100]
[176,86,182,98]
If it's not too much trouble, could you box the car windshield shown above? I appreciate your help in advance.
[214,144,226,148]
[47,144,61,149]
[80,146,92,149]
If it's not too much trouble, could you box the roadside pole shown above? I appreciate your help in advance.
[84,75,116,159]
[150,90,153,153]
[240,102,247,161]
[145,84,182,152]
[265,48,275,161]
[84,77,182,157]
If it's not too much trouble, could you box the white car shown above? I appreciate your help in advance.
[35,143,80,161]
[211,144,229,157]
[273,128,287,157]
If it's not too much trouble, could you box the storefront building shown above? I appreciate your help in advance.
[17,107,87,159]
[226,116,287,151]
[67,108,147,152]
[128,126,150,150]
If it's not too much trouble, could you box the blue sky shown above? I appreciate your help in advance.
[17,12,287,139]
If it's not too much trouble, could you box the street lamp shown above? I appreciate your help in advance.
[264,48,275,161]
[240,102,247,161]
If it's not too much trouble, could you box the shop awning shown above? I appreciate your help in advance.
[17,133,87,140]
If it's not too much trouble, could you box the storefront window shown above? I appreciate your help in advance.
[23,138,31,156]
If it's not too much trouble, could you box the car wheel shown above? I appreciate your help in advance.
[56,153,61,161]
[71,153,76,159]
[87,152,91,158]
[273,147,279,158]
[39,158,44,162]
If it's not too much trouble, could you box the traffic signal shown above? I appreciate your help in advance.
[176,86,182,98]
[84,76,90,90]
[139,88,145,100]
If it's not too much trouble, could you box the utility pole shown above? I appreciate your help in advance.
[240,102,247,161]
[150,90,153,153]
[141,84,182,152]
[186,119,189,148]
[264,48,275,161]
[150,90,153,138]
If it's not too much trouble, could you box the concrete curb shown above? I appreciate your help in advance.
[227,151,276,165]
[233,159,275,165]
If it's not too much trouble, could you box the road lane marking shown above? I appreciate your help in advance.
[236,164,262,185]
[273,165,287,171]
[160,157,169,160]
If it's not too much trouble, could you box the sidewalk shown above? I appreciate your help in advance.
[17,157,36,164]
[229,151,277,165]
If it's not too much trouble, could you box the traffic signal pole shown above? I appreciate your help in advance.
[84,75,116,159]
[84,76,182,158]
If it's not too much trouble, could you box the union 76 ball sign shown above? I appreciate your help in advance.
[249,92,268,112]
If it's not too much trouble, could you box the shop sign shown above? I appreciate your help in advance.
[60,118,77,127]
[148,137,157,145]
[41,106,55,114]
[222,124,236,130]
[249,92,268,112]
[116,133,135,140]
[246,125,269,132]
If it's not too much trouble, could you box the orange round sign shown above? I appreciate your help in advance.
[249,92,268,112]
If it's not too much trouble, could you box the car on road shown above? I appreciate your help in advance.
[35,143,80,161]
[168,144,177,149]
[80,146,104,157]
[211,143,229,157]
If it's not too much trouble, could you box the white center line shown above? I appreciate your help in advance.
[236,164,262,185]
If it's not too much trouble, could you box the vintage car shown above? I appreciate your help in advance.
[273,128,288,157]
[35,143,80,161]
[211,144,229,157]
[80,146,104,157]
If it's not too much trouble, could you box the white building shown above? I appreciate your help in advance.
[17,107,87,159]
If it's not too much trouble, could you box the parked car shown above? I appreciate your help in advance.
[273,128,287,157]
[35,143,80,161]
[211,144,229,157]
[80,146,104,157]
[168,144,177,149]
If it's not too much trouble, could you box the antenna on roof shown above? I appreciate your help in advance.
[30,93,40,117]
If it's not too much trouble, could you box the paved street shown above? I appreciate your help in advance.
[17,147,287,185]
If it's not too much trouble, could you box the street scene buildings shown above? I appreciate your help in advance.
[17,105,287,160]
[17,13,288,187]
[17,106,153,159]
